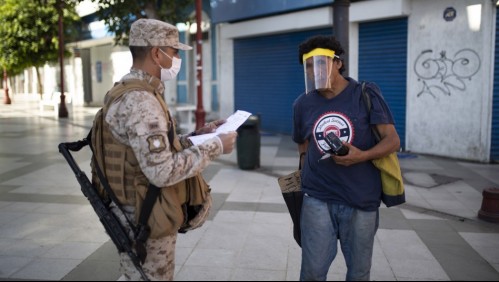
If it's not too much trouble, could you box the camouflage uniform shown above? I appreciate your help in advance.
[105,69,222,187]
[104,19,221,281]
[112,205,177,281]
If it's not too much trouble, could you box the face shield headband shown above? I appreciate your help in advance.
[302,48,338,94]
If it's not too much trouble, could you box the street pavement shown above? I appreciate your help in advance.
[1,93,499,281]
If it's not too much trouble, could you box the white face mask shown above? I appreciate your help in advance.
[158,48,181,81]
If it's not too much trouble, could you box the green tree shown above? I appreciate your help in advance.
[88,0,194,45]
[0,0,80,95]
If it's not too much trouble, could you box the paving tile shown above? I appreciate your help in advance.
[0,256,33,278]
[0,239,57,258]
[175,265,232,281]
[460,232,499,265]
[232,268,286,281]
[196,221,250,250]
[61,258,120,281]
[400,208,445,220]
[10,258,82,280]
[236,235,288,271]
[41,242,103,260]
[184,248,238,268]
[376,229,448,280]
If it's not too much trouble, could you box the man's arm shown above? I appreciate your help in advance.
[371,123,401,157]
[334,123,400,166]
[298,140,309,168]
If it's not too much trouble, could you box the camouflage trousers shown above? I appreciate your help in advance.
[119,234,177,281]
[111,204,177,281]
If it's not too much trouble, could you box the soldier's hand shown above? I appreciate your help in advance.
[218,132,237,154]
[196,120,227,135]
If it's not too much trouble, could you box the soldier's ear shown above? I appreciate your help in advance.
[150,47,158,58]
[150,47,161,64]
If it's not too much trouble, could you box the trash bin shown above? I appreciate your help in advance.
[237,115,260,170]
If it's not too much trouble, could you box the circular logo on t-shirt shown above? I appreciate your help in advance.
[313,112,354,153]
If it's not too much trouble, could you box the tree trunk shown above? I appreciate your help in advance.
[35,67,43,98]
[8,76,14,95]
[144,2,159,19]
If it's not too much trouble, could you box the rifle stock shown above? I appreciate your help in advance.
[58,140,149,281]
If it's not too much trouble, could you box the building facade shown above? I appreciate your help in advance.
[10,0,499,163]
[213,0,498,163]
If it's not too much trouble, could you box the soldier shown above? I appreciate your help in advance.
[91,18,237,281]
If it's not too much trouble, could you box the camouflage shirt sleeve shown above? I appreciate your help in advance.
[105,90,222,187]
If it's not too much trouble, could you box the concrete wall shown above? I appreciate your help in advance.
[89,43,132,105]
[406,0,495,162]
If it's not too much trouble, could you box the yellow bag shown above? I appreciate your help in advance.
[361,82,405,207]
[372,152,405,207]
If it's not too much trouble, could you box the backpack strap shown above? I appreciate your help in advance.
[360,82,382,142]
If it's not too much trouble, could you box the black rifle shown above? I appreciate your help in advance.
[58,138,149,281]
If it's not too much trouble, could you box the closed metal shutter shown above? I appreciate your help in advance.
[358,18,408,149]
[234,28,331,134]
[492,7,499,162]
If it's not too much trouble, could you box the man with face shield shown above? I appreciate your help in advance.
[292,35,401,281]
[91,19,237,281]
[303,48,338,94]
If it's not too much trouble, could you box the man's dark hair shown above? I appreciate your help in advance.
[129,46,153,61]
[298,35,346,75]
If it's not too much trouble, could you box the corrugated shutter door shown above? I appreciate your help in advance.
[234,28,330,134]
[492,7,499,162]
[358,18,408,149]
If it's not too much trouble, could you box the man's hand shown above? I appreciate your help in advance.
[195,120,226,135]
[331,143,366,166]
[217,132,237,154]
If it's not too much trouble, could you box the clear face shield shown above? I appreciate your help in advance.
[303,48,338,94]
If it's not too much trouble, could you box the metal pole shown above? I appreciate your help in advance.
[333,0,350,76]
[58,0,68,118]
[3,69,11,104]
[194,0,205,129]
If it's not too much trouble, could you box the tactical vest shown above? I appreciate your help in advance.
[91,79,210,238]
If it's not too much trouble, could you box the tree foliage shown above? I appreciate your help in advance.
[87,0,194,45]
[0,0,80,76]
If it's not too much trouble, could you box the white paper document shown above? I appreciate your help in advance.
[188,110,252,146]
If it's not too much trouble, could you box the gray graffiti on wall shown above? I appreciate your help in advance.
[414,49,480,98]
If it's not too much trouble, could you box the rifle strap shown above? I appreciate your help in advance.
[134,183,160,264]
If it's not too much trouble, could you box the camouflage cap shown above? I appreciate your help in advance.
[129,18,193,50]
